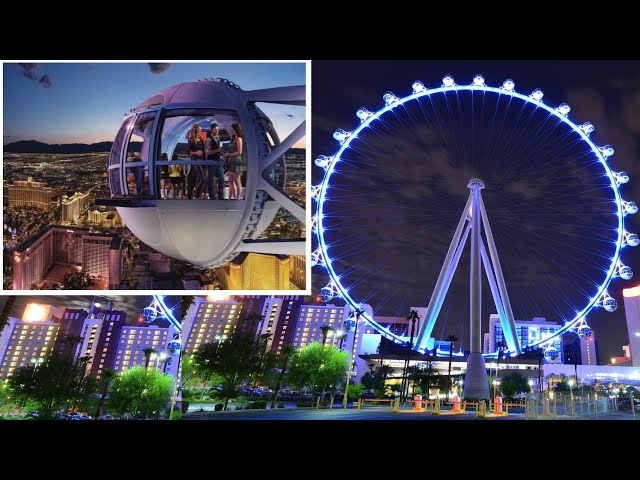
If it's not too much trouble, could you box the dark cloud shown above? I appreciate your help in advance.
[38,74,52,88]
[148,63,172,74]
[18,63,40,80]
[17,63,53,88]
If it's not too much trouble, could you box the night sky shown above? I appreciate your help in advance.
[3,62,305,145]
[0,295,183,326]
[312,60,640,361]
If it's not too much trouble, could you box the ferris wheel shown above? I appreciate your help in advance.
[312,74,638,357]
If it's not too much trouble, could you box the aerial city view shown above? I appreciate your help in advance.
[3,62,307,291]
[0,295,182,420]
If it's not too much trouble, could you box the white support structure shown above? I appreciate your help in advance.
[415,195,473,349]
[415,178,522,357]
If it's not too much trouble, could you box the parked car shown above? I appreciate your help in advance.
[618,398,640,412]
[360,391,378,400]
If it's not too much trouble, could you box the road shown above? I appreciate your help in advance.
[183,406,523,420]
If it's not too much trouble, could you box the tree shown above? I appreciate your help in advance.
[401,310,420,403]
[270,344,297,409]
[107,366,173,419]
[62,271,94,290]
[0,296,16,334]
[445,334,459,399]
[7,352,93,418]
[94,368,118,419]
[244,313,266,334]
[517,346,544,394]
[287,342,348,399]
[142,347,157,369]
[346,383,366,400]
[320,325,333,346]
[62,335,84,358]
[499,372,530,401]
[194,329,277,410]
[182,295,195,320]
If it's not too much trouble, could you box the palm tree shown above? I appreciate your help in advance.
[94,368,118,419]
[142,347,157,369]
[182,295,195,320]
[63,335,84,359]
[401,309,420,403]
[445,334,459,399]
[245,313,266,334]
[320,325,333,346]
[270,345,297,408]
[0,296,16,334]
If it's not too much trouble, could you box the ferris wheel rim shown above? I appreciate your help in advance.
[315,79,626,354]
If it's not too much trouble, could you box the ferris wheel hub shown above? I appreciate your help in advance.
[467,177,485,189]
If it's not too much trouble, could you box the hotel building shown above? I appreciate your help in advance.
[12,226,123,290]
[6,177,54,212]
[0,303,63,379]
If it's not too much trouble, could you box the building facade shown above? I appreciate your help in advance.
[87,208,123,228]
[0,303,63,379]
[61,191,94,225]
[182,297,243,354]
[7,177,54,212]
[485,314,564,362]
[216,253,293,290]
[12,226,123,290]
[113,324,177,376]
[623,286,640,367]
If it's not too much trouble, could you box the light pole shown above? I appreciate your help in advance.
[214,334,227,354]
[342,308,363,409]
[158,352,168,373]
[24,358,43,412]
[30,357,44,372]
[492,379,500,400]
[568,379,575,416]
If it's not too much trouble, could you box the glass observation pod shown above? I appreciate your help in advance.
[98,78,306,268]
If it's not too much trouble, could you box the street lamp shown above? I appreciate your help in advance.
[30,357,44,372]
[342,308,364,409]
[158,352,168,372]
[528,379,534,392]
[492,379,500,400]
[335,329,346,350]
[568,379,575,416]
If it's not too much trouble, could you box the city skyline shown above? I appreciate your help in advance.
[4,62,307,146]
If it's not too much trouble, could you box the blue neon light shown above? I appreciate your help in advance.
[314,78,627,353]
[152,295,181,333]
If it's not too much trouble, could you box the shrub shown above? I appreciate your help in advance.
[170,411,182,420]
[246,401,268,410]
[295,401,314,408]
[181,401,190,413]
[277,402,285,409]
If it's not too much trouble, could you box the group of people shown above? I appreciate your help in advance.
[158,122,245,200]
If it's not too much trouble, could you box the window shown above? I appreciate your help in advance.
[125,111,157,196]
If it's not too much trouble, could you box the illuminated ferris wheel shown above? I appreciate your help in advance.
[312,74,638,358]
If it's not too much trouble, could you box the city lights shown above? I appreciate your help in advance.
[23,304,46,323]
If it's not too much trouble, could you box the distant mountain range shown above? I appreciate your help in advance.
[4,140,131,154]
[4,140,306,156]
